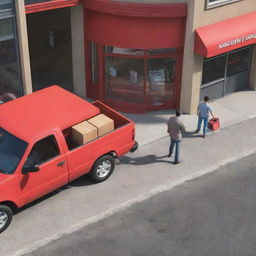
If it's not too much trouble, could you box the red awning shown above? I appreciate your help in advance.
[195,12,256,58]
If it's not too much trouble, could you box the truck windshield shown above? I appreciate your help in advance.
[0,128,28,174]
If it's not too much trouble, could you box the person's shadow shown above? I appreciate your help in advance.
[183,131,202,138]
[118,154,171,166]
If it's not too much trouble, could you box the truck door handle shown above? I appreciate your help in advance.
[57,161,65,167]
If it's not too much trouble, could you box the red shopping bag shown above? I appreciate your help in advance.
[208,118,220,131]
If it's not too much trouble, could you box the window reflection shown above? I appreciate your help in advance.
[104,46,177,106]
[0,18,21,98]
[202,55,226,85]
[0,0,12,11]
[147,58,175,106]
[105,56,145,103]
[227,48,251,76]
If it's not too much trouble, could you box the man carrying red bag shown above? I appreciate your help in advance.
[195,96,214,138]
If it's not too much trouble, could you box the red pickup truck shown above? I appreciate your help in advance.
[0,86,137,233]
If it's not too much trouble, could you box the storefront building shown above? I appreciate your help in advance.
[181,0,256,114]
[1,0,256,114]
[83,0,187,113]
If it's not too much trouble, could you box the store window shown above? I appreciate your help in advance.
[0,0,12,11]
[227,47,251,76]
[0,1,22,99]
[105,56,145,103]
[202,46,252,87]
[205,0,240,9]
[202,55,226,85]
[104,46,177,107]
[201,46,252,99]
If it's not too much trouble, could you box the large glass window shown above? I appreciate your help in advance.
[202,55,226,85]
[0,18,21,97]
[0,0,12,11]
[147,58,175,106]
[105,56,145,103]
[227,47,251,76]
[202,46,252,86]
[104,46,177,106]
[0,1,22,98]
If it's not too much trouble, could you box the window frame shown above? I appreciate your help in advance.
[205,0,241,9]
[24,135,60,168]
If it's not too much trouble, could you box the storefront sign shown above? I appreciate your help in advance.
[219,33,256,49]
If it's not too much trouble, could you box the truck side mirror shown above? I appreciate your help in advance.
[22,165,40,175]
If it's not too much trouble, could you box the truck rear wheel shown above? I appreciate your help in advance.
[90,155,115,183]
[0,205,13,233]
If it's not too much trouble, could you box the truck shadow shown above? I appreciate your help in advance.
[118,154,171,166]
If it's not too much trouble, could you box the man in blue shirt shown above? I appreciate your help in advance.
[195,96,214,138]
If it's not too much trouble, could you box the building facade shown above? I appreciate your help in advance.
[1,0,256,114]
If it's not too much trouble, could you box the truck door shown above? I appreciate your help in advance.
[20,134,68,204]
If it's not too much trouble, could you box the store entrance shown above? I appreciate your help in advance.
[87,44,181,113]
[26,8,73,92]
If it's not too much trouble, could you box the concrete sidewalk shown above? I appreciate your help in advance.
[125,90,256,146]
[2,91,256,256]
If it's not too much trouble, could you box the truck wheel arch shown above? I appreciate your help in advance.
[0,201,17,211]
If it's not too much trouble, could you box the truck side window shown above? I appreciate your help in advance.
[24,135,60,167]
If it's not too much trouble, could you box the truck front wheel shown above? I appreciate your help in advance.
[0,205,13,233]
[90,155,115,183]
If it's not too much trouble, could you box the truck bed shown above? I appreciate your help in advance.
[62,100,132,150]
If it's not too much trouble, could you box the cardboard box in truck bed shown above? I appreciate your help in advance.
[72,121,98,145]
[88,114,114,137]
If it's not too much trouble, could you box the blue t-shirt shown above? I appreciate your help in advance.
[198,102,212,118]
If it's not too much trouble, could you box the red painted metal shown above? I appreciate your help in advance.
[83,0,187,18]
[195,11,256,58]
[86,10,185,49]
[25,0,79,14]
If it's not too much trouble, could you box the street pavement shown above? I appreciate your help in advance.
[24,153,256,256]
[1,90,256,256]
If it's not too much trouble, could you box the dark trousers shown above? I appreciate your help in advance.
[169,138,180,163]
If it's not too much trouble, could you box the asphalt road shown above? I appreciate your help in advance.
[25,153,256,256]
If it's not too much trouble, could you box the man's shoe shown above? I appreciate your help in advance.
[168,153,172,157]
[173,160,181,165]
[203,134,206,138]
[194,129,200,133]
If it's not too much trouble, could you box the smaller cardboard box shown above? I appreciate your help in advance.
[88,114,114,137]
[72,121,97,145]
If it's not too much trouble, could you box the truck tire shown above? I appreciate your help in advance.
[0,205,13,233]
[90,155,115,183]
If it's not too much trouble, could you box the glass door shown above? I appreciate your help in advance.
[146,57,176,110]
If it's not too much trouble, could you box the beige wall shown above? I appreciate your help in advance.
[180,0,256,114]
[14,0,33,95]
[71,5,86,98]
